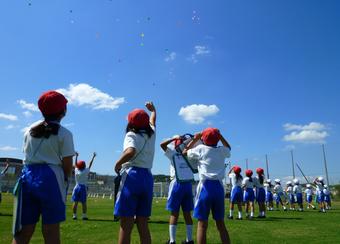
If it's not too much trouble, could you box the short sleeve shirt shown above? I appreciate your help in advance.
[164,147,194,181]
[242,177,254,188]
[75,168,90,185]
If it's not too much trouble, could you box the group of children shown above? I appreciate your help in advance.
[3,89,333,244]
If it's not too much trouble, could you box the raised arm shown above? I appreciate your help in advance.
[88,152,97,169]
[114,148,136,174]
[160,136,180,152]
[74,151,79,166]
[219,133,231,150]
[145,101,156,127]
[182,132,201,155]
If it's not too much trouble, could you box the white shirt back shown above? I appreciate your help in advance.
[315,182,324,192]
[305,189,312,195]
[242,177,254,189]
[123,126,156,169]
[264,183,272,192]
[274,184,283,193]
[23,121,75,165]
[253,176,265,189]
[187,145,230,181]
[165,148,194,181]
[75,168,90,185]
[229,173,242,188]
[323,189,330,195]
[286,186,293,194]
[293,185,302,194]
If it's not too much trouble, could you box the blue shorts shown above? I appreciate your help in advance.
[114,167,153,217]
[289,194,295,204]
[266,191,273,202]
[306,195,312,203]
[194,180,225,221]
[167,180,193,212]
[244,188,255,202]
[20,164,67,225]
[317,191,324,203]
[296,193,303,204]
[324,195,331,203]
[72,184,87,203]
[230,186,243,203]
[256,188,265,203]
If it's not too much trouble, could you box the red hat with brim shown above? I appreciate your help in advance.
[127,109,150,129]
[38,91,68,116]
[256,168,264,175]
[233,165,241,174]
[76,160,86,170]
[201,127,220,146]
[245,169,253,177]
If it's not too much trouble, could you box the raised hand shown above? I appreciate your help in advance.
[145,101,155,112]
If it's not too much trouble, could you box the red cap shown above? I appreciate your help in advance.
[76,160,86,170]
[256,168,264,175]
[38,91,68,115]
[127,109,150,129]
[233,165,241,174]
[201,127,220,146]
[245,169,253,177]
[174,139,182,147]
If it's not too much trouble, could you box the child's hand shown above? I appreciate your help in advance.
[194,132,202,140]
[93,152,97,157]
[114,163,122,174]
[145,102,155,112]
[75,151,79,157]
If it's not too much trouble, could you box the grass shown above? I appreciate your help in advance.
[1,193,340,243]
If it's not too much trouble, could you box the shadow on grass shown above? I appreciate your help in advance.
[148,220,183,224]
[0,213,13,217]
[85,218,115,223]
[249,216,303,222]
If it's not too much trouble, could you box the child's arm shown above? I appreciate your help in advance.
[145,102,156,127]
[1,159,10,174]
[160,137,179,152]
[74,151,79,166]
[88,152,97,169]
[182,132,201,155]
[219,132,231,150]
[114,148,136,174]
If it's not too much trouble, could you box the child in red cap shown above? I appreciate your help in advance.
[183,128,232,244]
[254,168,266,218]
[227,165,243,220]
[13,91,75,244]
[242,169,255,219]
[72,151,96,220]
[114,102,156,244]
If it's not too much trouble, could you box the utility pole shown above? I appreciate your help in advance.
[265,154,269,179]
[322,144,330,186]
[291,150,295,179]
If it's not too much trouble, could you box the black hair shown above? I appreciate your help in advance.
[249,176,253,182]
[259,175,264,185]
[236,174,243,182]
[30,110,65,139]
[125,124,154,138]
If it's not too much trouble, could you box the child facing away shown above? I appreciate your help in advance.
[183,128,231,244]
[323,185,331,210]
[293,179,303,212]
[313,176,326,213]
[264,179,274,211]
[161,134,195,244]
[242,169,255,219]
[227,166,243,220]
[72,152,97,220]
[286,181,295,211]
[253,168,266,218]
[305,184,316,210]
[273,179,287,211]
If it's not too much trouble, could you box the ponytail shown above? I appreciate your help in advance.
[259,175,264,185]
[126,124,154,138]
[29,111,64,139]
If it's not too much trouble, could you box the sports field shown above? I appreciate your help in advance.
[0,193,339,244]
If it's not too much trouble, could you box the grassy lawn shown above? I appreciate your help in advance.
[1,193,339,243]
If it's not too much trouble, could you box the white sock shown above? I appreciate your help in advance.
[250,211,254,217]
[186,225,193,241]
[229,210,233,216]
[238,211,242,218]
[82,213,87,218]
[169,225,177,242]
[73,213,77,218]
[261,211,265,216]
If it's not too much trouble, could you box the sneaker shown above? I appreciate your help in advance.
[227,216,233,220]
[114,216,120,222]
[72,216,77,220]
[182,241,194,244]
[236,217,242,220]
[166,240,176,244]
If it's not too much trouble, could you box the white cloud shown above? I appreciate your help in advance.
[57,83,125,110]
[0,113,18,121]
[188,45,210,63]
[283,122,329,144]
[17,100,39,112]
[0,146,18,151]
[164,52,176,62]
[5,125,16,130]
[178,104,219,124]
[23,111,33,118]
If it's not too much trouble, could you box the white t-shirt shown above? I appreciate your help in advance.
[187,145,230,181]
[264,183,272,192]
[305,189,312,196]
[229,173,242,188]
[242,177,254,189]
[315,182,324,193]
[323,189,330,196]
[253,176,265,189]
[122,126,156,169]
[164,148,194,181]
[286,186,293,194]
[274,184,283,194]
[293,185,302,194]
[23,121,75,165]
[75,168,90,185]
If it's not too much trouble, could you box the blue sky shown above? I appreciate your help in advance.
[1,1,340,184]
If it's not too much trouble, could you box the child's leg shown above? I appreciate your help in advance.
[12,224,36,244]
[237,202,242,218]
[136,216,151,244]
[72,202,78,215]
[229,203,234,217]
[82,202,87,214]
[197,220,208,244]
[42,223,60,244]
[118,217,135,244]
[183,211,193,242]
[215,220,231,244]
[169,212,179,242]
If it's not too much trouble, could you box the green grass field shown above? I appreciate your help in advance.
[1,193,339,243]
